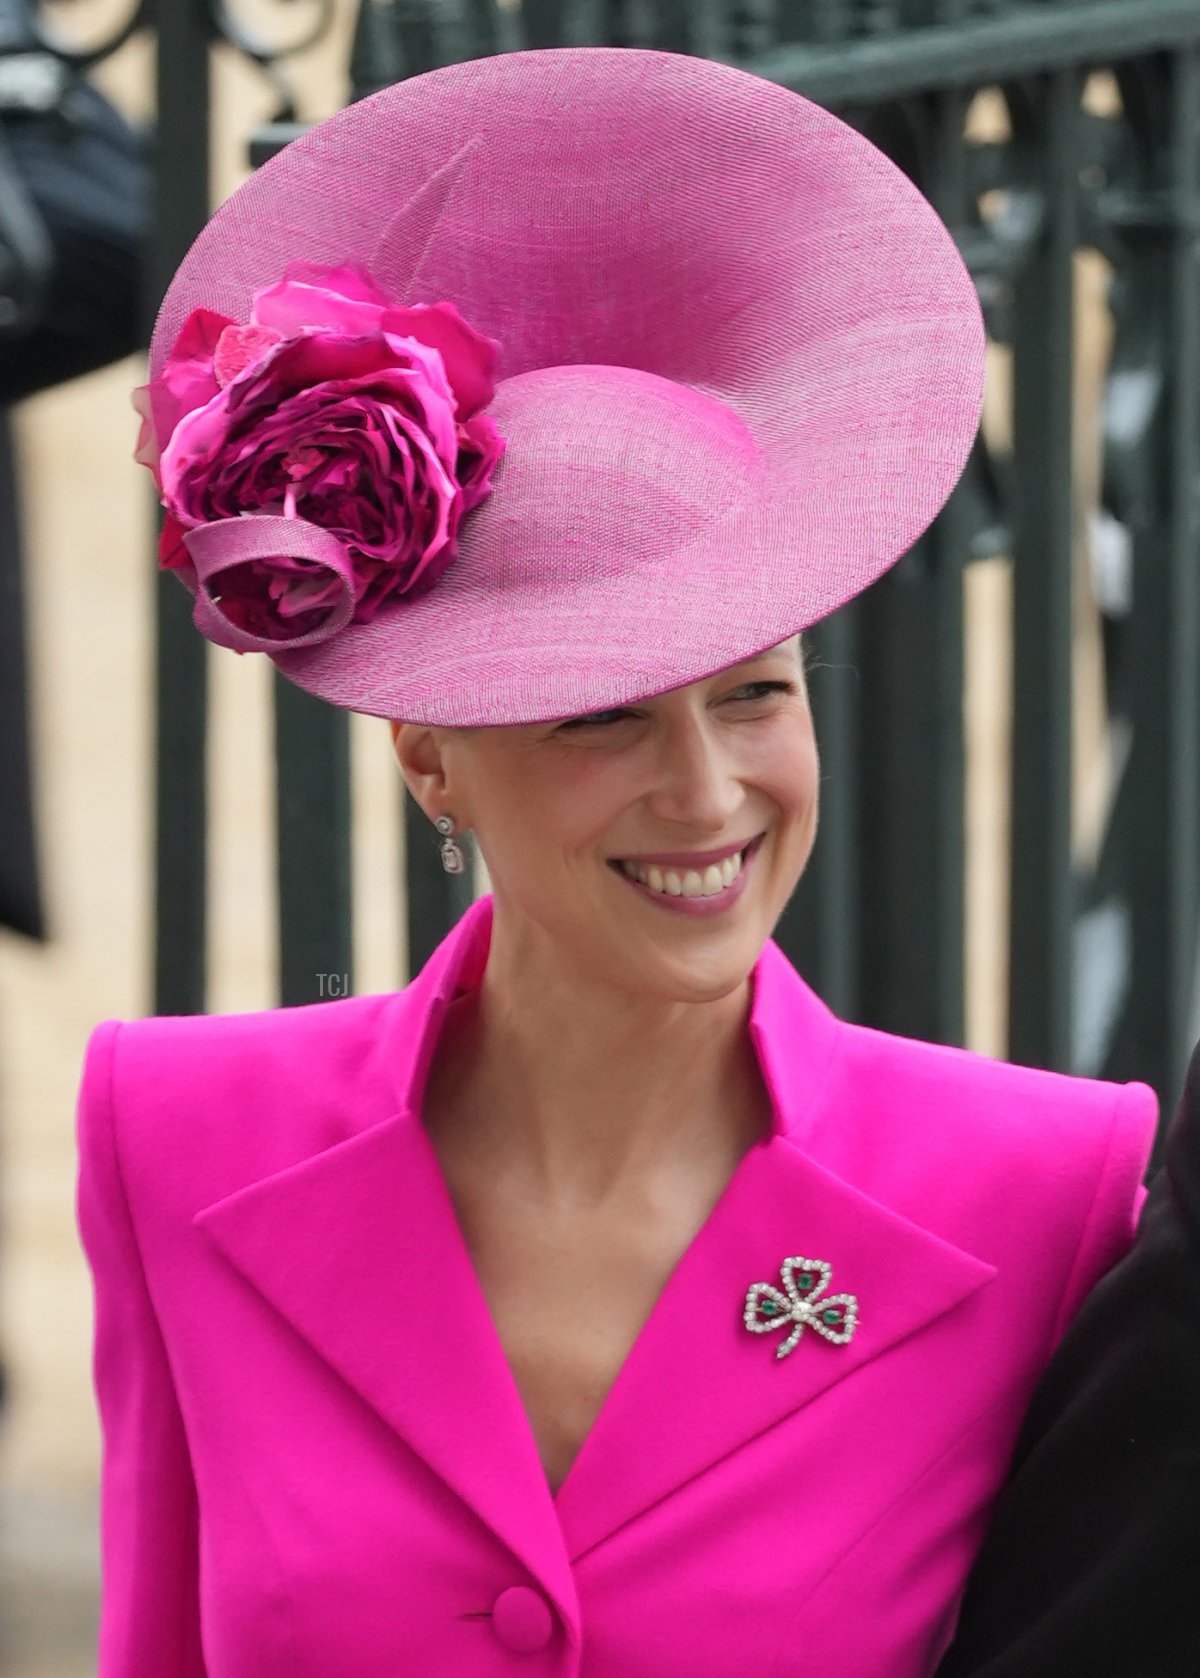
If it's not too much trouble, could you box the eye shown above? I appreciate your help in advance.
[730,680,795,703]
[555,679,795,733]
[556,707,634,733]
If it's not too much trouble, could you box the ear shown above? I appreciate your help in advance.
[388,720,455,823]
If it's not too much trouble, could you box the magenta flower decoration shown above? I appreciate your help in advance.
[132,261,504,649]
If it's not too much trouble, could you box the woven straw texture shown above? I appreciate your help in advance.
[151,46,986,725]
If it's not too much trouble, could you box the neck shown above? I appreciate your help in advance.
[425,910,774,1206]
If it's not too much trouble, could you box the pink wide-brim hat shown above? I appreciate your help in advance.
[149,46,986,727]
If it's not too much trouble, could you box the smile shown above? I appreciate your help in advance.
[607,835,764,915]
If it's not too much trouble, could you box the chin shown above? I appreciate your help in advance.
[636,930,762,1005]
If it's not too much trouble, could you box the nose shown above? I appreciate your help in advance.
[644,707,746,834]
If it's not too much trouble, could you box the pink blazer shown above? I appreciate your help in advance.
[76,893,1156,1678]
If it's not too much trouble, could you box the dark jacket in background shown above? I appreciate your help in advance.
[0,60,148,940]
[936,1037,1200,1677]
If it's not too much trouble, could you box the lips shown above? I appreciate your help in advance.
[606,832,764,892]
[610,833,764,869]
[609,831,763,912]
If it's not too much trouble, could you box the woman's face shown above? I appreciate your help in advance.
[390,637,819,1003]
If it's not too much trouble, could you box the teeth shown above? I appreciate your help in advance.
[620,846,747,897]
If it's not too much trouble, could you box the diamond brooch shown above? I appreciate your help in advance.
[743,1256,859,1359]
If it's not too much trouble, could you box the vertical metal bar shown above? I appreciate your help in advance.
[1007,67,1079,1070]
[624,0,695,51]
[929,84,973,1046]
[467,0,517,57]
[152,0,211,1016]
[688,0,729,59]
[862,0,902,36]
[809,0,855,46]
[776,608,861,1019]
[727,0,775,58]
[363,0,475,77]
[350,0,405,98]
[852,89,971,1047]
[274,676,353,1006]
[386,1,442,74]
[1162,44,1200,1108]
[853,527,965,1044]
[932,527,969,1051]
[521,1,597,49]
[854,548,944,1038]
[0,406,44,940]
[1107,47,1200,1133]
[651,1,703,53]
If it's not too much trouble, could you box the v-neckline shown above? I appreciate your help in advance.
[415,981,779,1505]
[387,893,844,1518]
[416,1104,776,1507]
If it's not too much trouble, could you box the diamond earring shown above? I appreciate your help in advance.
[434,814,466,875]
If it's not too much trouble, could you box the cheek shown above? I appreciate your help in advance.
[795,737,821,852]
[473,772,608,878]
[756,722,819,809]
[799,734,820,804]
[538,751,640,835]
[799,741,821,834]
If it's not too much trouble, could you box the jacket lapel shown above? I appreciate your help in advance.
[194,897,579,1624]
[195,895,995,1587]
[553,938,996,1555]
[552,1125,995,1556]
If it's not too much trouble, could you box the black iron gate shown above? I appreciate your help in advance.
[16,0,1197,1142]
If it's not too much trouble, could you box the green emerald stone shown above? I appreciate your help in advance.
[822,1308,842,1325]
[797,1275,815,1291]
[760,1301,781,1317]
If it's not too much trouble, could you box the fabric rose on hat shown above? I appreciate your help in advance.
[132,261,504,646]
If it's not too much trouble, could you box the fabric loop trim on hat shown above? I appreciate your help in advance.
[184,515,357,654]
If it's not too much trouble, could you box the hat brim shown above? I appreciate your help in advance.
[151,47,985,726]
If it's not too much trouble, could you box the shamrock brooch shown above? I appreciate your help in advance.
[743,1257,859,1359]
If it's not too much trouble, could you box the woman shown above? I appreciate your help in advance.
[76,47,1157,1678]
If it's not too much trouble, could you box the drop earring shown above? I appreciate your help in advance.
[434,814,466,875]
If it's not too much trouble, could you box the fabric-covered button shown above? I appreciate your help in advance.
[492,1584,554,1653]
